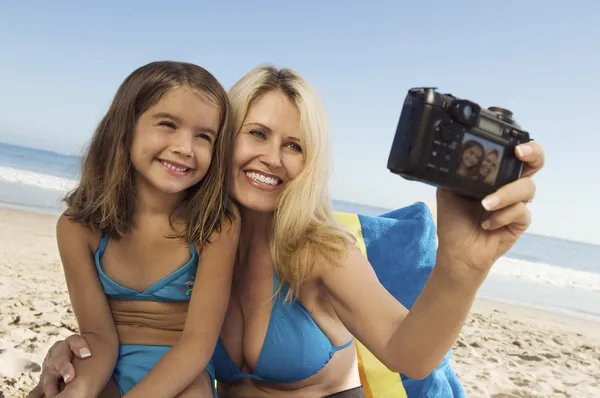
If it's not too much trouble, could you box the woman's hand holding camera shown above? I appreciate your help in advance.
[435,141,544,284]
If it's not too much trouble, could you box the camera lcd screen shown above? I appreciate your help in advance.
[478,116,502,136]
[455,132,504,185]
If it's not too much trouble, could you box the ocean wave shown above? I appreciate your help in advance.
[0,166,77,192]
[2,165,600,295]
[491,256,600,293]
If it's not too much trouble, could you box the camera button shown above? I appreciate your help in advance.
[440,123,461,142]
[510,129,524,139]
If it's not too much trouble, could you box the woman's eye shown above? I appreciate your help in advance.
[159,121,177,129]
[286,142,302,152]
[250,130,266,139]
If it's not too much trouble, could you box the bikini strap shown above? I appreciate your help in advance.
[96,234,109,256]
[332,339,354,352]
[273,271,279,294]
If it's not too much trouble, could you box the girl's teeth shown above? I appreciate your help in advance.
[161,160,189,172]
[245,171,280,186]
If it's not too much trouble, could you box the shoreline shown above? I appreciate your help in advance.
[476,294,600,326]
[471,298,600,339]
[1,206,599,397]
[1,200,598,324]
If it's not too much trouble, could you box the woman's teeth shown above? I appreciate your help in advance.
[245,171,280,186]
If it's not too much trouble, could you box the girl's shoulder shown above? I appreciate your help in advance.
[192,203,241,254]
[56,212,103,254]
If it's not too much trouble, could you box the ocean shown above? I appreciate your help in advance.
[1,142,599,322]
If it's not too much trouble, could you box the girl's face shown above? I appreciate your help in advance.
[461,145,483,168]
[130,86,221,197]
[230,90,305,213]
[479,152,499,177]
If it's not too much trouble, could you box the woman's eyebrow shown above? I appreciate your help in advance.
[244,122,272,132]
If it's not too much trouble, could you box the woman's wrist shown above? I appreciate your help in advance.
[432,249,489,294]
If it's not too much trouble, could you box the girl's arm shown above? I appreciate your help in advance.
[123,211,241,398]
[55,214,119,396]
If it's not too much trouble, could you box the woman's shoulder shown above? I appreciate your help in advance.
[311,236,363,280]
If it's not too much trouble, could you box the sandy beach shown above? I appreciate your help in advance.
[0,207,599,398]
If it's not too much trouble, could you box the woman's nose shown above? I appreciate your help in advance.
[260,143,283,168]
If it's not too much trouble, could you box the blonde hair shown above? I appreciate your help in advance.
[229,65,355,300]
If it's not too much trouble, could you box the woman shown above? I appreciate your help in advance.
[474,149,501,184]
[29,65,544,398]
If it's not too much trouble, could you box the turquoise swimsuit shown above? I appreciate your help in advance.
[94,234,216,396]
[212,272,353,384]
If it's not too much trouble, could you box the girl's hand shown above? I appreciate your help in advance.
[435,141,545,278]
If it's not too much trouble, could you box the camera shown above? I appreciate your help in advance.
[387,87,533,200]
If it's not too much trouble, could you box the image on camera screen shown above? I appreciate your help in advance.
[455,132,504,185]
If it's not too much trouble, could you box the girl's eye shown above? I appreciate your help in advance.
[197,133,212,143]
[250,130,266,139]
[159,121,176,129]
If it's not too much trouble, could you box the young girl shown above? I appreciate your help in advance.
[55,61,240,397]
[456,139,484,178]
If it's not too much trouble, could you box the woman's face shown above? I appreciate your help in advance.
[230,90,305,213]
[461,145,483,168]
[479,152,499,177]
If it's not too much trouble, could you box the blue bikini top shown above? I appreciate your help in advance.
[94,234,198,302]
[212,272,353,384]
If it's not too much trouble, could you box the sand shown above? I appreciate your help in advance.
[0,207,599,398]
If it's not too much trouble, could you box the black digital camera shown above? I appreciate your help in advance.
[387,87,532,200]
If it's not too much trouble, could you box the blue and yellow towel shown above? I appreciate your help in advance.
[335,201,465,398]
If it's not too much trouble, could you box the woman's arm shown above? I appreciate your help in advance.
[319,142,543,380]
[319,244,481,380]
[122,211,241,398]
[54,214,119,396]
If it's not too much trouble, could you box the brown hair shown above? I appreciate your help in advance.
[64,61,235,247]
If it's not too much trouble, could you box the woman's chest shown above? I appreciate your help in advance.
[219,259,347,379]
[219,260,276,371]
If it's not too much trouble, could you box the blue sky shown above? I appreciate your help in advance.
[1,1,598,244]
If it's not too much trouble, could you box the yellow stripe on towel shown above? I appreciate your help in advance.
[335,212,408,398]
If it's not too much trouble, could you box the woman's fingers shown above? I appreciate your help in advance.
[482,201,531,232]
[65,334,92,360]
[481,177,536,212]
[36,336,88,397]
[27,383,45,398]
[515,141,545,178]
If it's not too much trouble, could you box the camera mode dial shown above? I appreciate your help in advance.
[488,106,515,124]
